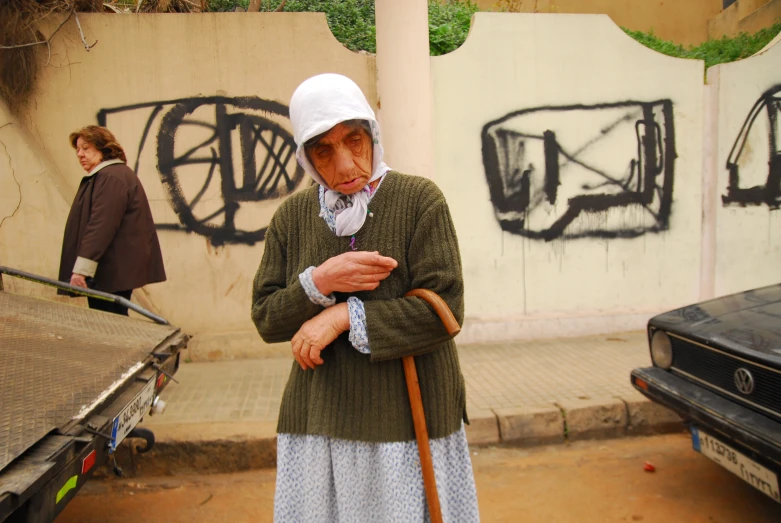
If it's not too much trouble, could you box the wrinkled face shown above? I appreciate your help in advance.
[307,122,373,195]
[75,137,103,173]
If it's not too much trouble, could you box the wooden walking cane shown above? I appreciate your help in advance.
[402,289,461,523]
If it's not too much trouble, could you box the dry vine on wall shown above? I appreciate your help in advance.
[0,0,205,113]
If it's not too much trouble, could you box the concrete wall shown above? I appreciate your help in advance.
[0,100,77,301]
[10,13,376,357]
[3,10,780,355]
[709,0,781,38]
[432,13,706,343]
[477,0,723,45]
[706,38,781,297]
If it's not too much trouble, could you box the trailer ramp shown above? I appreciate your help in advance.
[0,292,179,473]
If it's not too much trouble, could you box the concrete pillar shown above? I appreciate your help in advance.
[375,0,435,179]
[700,67,720,301]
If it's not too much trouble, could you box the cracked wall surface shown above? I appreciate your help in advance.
[0,100,78,300]
[0,138,22,231]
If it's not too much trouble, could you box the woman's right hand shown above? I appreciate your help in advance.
[70,274,88,288]
[312,251,398,295]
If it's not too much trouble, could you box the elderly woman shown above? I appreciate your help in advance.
[251,74,480,521]
[58,125,166,315]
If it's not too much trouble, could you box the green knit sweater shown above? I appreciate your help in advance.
[251,171,467,443]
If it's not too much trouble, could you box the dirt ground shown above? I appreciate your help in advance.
[57,433,781,522]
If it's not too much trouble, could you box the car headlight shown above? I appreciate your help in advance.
[650,330,673,369]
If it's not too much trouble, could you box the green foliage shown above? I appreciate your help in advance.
[280,0,377,53]
[428,1,480,56]
[206,0,249,11]
[622,23,781,70]
[205,0,478,56]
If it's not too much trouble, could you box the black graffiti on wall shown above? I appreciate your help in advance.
[481,100,676,241]
[722,85,781,208]
[98,96,305,246]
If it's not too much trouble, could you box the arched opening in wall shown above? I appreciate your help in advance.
[207,0,480,57]
[427,1,480,57]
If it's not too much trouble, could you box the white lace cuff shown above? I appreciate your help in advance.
[298,266,336,308]
[347,296,370,354]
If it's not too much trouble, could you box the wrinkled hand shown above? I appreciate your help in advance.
[292,303,350,370]
[312,251,398,296]
[70,274,88,288]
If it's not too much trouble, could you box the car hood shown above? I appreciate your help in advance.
[650,284,781,361]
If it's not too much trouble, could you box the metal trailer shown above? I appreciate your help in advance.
[0,266,189,522]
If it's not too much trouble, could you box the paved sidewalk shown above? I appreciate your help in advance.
[126,330,682,475]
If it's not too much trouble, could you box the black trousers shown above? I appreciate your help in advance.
[88,289,133,316]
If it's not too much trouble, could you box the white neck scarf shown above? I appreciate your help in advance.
[289,73,391,237]
[322,172,385,236]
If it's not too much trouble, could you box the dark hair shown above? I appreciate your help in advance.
[303,119,372,152]
[69,125,127,163]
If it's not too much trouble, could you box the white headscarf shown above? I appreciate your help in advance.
[289,73,391,237]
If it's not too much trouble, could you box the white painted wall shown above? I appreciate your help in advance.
[4,11,779,355]
[0,99,75,301]
[432,13,706,342]
[709,40,781,297]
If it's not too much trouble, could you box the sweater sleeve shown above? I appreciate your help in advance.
[251,210,324,343]
[364,189,465,362]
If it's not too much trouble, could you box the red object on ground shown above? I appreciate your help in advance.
[644,462,656,472]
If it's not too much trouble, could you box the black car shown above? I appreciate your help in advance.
[631,284,781,504]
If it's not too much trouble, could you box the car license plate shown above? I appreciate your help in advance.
[110,379,156,452]
[692,427,780,503]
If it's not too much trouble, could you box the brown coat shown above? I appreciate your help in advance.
[58,162,166,294]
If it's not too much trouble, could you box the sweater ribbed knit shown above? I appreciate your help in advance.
[251,172,467,442]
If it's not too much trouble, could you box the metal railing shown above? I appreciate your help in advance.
[0,265,169,325]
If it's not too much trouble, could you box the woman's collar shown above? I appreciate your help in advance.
[88,158,124,175]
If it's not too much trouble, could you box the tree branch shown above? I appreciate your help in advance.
[0,9,74,50]
[247,0,286,13]
[74,12,97,51]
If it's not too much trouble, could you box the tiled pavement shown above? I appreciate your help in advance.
[140,330,673,447]
[459,332,649,411]
[123,330,687,475]
[147,357,291,425]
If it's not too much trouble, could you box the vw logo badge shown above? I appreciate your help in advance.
[734,368,755,395]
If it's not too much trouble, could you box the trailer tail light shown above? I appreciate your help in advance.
[157,373,166,389]
[634,377,649,391]
[82,450,97,474]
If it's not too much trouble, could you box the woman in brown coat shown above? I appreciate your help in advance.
[58,125,166,315]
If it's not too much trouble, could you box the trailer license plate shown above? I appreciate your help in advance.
[692,427,780,503]
[110,379,156,451]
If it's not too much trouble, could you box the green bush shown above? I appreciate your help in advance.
[428,1,480,56]
[205,0,249,11]
[205,0,478,56]
[622,23,781,70]
[280,0,377,53]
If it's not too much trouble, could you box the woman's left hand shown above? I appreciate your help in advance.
[291,303,350,370]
